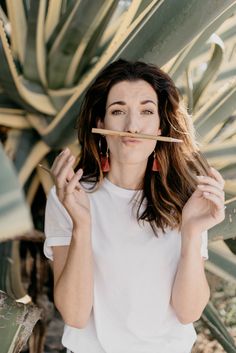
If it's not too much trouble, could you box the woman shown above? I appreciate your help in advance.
[43,59,225,353]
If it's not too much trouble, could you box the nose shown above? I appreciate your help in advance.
[124,111,140,133]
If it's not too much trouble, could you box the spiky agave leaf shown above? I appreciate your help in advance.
[0,142,32,240]
[0,290,41,353]
[201,301,236,352]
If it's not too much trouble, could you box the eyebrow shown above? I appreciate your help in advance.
[106,99,157,109]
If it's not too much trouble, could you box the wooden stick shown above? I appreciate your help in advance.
[92,128,183,143]
[38,164,52,174]
[38,164,82,191]
[224,196,236,205]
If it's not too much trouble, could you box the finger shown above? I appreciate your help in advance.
[203,191,225,212]
[51,148,70,175]
[197,184,225,201]
[196,175,224,191]
[56,151,77,182]
[64,169,83,196]
[51,147,69,168]
[209,167,225,188]
[52,148,71,175]
[56,157,75,183]
[67,168,75,182]
[56,155,75,189]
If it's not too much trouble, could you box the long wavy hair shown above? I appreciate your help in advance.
[76,59,211,236]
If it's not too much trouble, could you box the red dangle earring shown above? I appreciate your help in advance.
[99,137,110,172]
[152,150,160,172]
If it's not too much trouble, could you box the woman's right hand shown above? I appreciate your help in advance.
[50,147,91,228]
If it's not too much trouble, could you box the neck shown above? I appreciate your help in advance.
[106,160,147,190]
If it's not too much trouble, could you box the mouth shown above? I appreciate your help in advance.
[121,137,142,145]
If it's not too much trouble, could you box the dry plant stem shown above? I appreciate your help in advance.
[38,164,52,174]
[91,128,183,143]
[224,196,236,205]
[38,164,82,191]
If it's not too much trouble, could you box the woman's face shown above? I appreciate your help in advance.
[97,79,162,165]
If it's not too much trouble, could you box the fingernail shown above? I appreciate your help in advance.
[68,155,74,162]
[76,169,83,175]
[59,147,69,155]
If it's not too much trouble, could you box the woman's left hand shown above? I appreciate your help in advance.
[181,166,226,234]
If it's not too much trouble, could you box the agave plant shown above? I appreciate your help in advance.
[0,0,236,351]
[0,290,41,353]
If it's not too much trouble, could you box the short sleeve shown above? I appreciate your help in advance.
[43,185,73,261]
[200,230,209,261]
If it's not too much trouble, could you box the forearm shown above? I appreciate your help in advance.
[170,229,210,324]
[54,224,94,328]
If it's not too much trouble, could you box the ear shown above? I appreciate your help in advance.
[97,118,104,129]
[157,128,162,135]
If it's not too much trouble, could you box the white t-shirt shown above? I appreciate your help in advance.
[44,176,208,353]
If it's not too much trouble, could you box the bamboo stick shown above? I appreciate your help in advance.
[38,164,82,191]
[91,128,183,143]
[38,164,53,175]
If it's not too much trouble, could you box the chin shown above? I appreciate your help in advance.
[111,148,151,164]
[116,155,149,165]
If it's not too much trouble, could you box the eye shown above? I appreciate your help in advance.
[111,109,125,115]
[142,109,154,115]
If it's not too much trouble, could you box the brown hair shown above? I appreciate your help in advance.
[76,59,211,236]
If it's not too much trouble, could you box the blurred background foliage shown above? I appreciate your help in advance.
[0,0,236,352]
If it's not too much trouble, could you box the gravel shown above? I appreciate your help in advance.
[191,270,236,352]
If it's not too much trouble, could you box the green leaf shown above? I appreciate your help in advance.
[0,142,32,241]
[168,2,236,81]
[0,241,26,299]
[193,34,225,109]
[6,0,27,65]
[0,21,56,115]
[202,301,236,352]
[18,139,50,186]
[207,116,236,145]
[209,199,236,242]
[117,0,236,65]
[44,0,63,43]
[23,0,47,85]
[48,0,111,89]
[206,241,236,283]
[194,80,236,142]
[201,139,236,164]
[0,5,10,31]
[0,290,41,353]
[0,108,30,129]
[66,0,119,86]
[219,163,236,180]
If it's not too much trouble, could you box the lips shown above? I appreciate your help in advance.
[122,138,141,144]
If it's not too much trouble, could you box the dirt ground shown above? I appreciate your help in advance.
[191,270,236,352]
[43,270,236,353]
[44,310,65,353]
